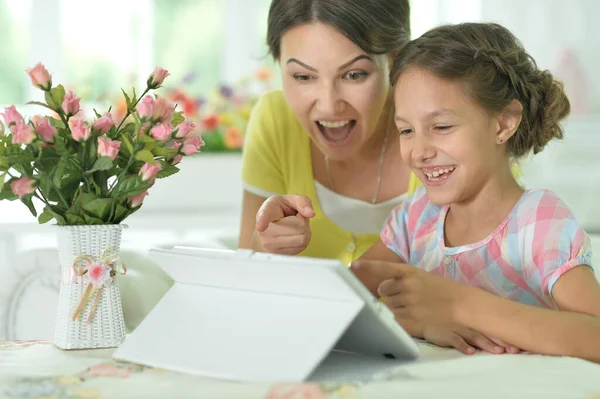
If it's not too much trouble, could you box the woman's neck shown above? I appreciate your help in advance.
[444,164,524,247]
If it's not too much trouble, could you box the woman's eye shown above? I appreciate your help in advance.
[343,71,368,81]
[293,74,311,81]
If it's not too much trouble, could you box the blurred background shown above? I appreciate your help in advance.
[0,0,598,339]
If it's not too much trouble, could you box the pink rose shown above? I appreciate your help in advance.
[129,190,148,207]
[181,134,205,156]
[1,106,24,130]
[152,97,174,122]
[62,90,81,116]
[88,263,111,287]
[12,122,37,145]
[97,137,121,160]
[92,112,115,135]
[137,96,155,120]
[150,122,172,142]
[10,177,36,199]
[31,115,57,143]
[139,162,161,182]
[147,67,170,89]
[175,119,196,138]
[70,119,91,142]
[26,63,52,90]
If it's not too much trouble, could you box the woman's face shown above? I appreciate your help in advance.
[279,22,390,160]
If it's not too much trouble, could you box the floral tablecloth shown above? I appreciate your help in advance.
[1,340,600,399]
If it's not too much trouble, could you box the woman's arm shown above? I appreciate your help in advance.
[455,266,600,362]
[238,190,267,250]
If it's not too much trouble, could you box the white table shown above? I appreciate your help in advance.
[1,340,599,399]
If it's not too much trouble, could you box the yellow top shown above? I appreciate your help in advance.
[241,90,520,264]
[242,91,419,264]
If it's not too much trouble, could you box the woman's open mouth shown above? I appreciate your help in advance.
[316,120,356,147]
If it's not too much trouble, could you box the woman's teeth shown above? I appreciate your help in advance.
[425,166,455,180]
[318,120,350,128]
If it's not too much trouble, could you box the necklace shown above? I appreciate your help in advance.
[325,132,388,204]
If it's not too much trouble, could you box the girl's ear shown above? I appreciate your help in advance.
[496,99,523,144]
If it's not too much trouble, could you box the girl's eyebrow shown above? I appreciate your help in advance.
[395,109,458,123]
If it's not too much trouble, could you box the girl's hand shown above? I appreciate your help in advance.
[351,260,465,325]
[251,195,315,255]
[423,323,522,355]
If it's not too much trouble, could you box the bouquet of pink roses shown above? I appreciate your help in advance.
[0,64,204,225]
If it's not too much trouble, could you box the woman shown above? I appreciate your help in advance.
[238,0,416,264]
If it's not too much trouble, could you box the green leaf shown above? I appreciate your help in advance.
[122,89,132,112]
[171,111,185,127]
[113,203,129,223]
[152,146,178,157]
[87,139,97,166]
[85,156,113,175]
[49,118,66,130]
[54,136,68,155]
[121,122,136,136]
[38,207,54,224]
[45,91,57,109]
[47,208,66,225]
[51,85,66,109]
[114,176,151,198]
[156,161,179,179]
[52,155,81,189]
[134,149,155,164]
[83,214,104,225]
[0,172,6,192]
[82,197,113,220]
[121,135,134,156]
[21,195,37,217]
[0,189,17,200]
[93,108,102,119]
[65,211,86,225]
[3,147,35,165]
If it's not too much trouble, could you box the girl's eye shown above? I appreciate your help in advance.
[343,71,368,81]
[293,74,311,81]
[398,128,414,136]
[436,125,454,131]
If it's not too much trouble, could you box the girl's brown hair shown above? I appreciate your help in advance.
[267,0,411,59]
[390,22,570,157]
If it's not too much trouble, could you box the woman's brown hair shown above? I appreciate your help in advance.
[267,0,411,59]
[390,22,570,157]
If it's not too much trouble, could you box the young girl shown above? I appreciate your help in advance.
[352,22,600,361]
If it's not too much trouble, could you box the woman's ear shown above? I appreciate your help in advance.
[496,99,523,144]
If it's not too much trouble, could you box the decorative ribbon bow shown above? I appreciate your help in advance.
[71,248,127,324]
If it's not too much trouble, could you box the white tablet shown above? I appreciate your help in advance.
[113,247,419,382]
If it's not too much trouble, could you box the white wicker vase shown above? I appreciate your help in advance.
[53,224,127,350]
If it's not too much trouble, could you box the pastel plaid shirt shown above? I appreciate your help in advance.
[381,186,594,308]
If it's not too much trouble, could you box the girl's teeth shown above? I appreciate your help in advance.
[319,120,350,128]
[425,166,455,179]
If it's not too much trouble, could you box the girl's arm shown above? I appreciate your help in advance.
[454,266,600,362]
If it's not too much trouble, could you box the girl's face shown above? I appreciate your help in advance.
[393,67,509,206]
[279,22,390,160]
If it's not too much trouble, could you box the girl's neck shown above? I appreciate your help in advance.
[444,164,524,247]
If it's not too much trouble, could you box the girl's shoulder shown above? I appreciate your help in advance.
[514,189,577,221]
